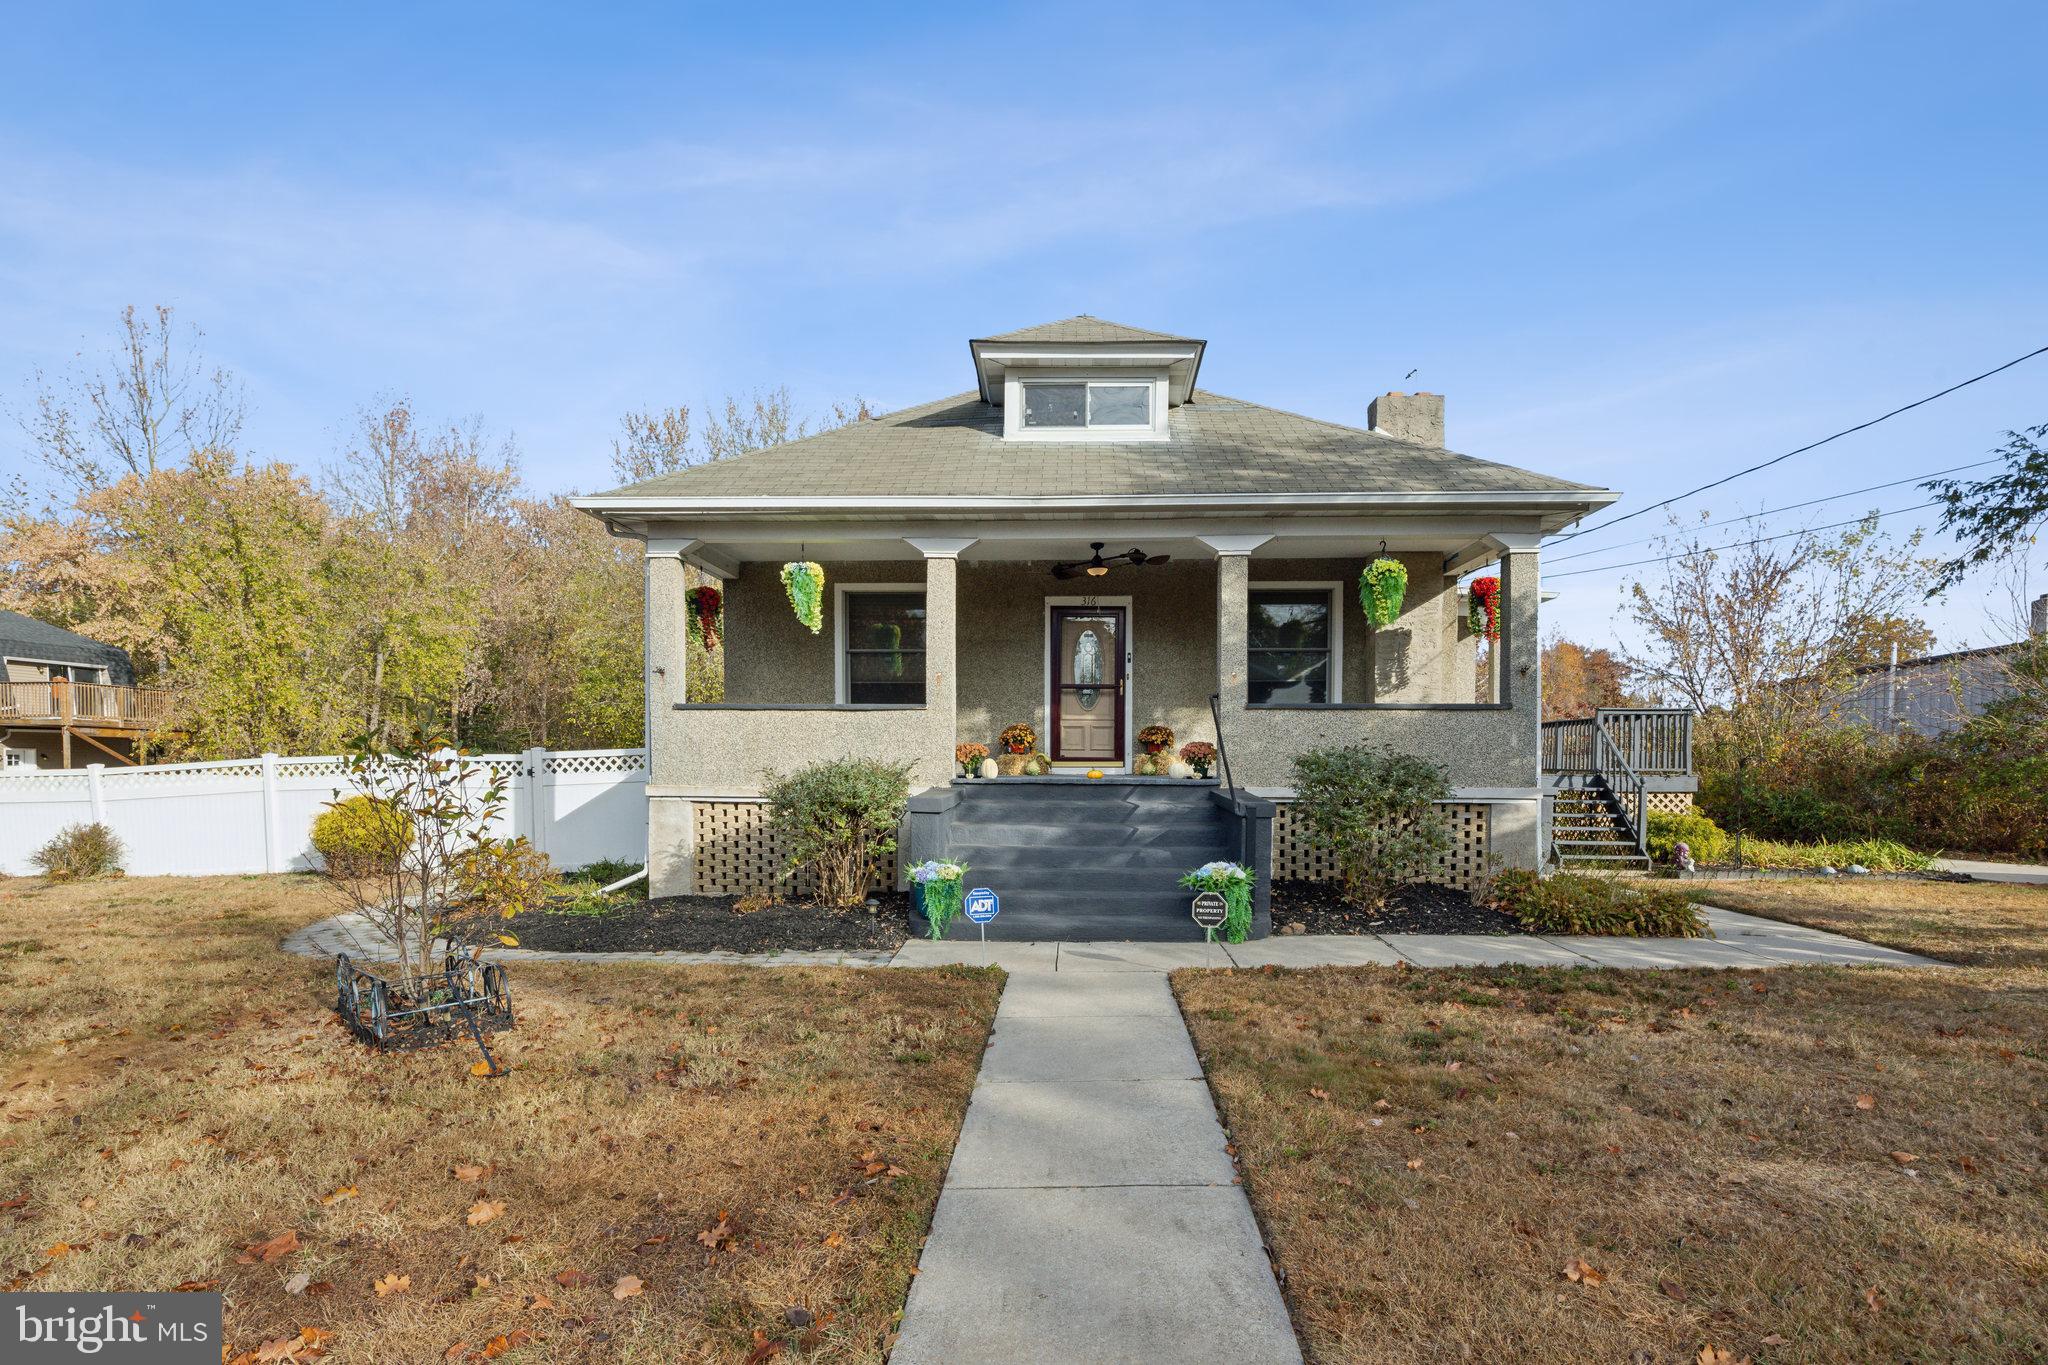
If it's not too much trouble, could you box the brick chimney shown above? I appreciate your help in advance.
[2032,592,2047,639]
[1368,391,1444,446]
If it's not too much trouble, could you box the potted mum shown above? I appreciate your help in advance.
[955,742,989,777]
[1179,860,1253,943]
[910,859,969,939]
[1179,741,1217,778]
[996,723,1037,775]
[1137,725,1175,756]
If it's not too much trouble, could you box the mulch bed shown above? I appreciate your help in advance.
[1269,878,1534,936]
[510,891,912,954]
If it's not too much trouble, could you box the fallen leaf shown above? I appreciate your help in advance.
[1563,1258,1605,1287]
[1307,1087,1330,1101]
[43,1242,73,1259]
[1889,1151,1919,1166]
[554,1269,591,1289]
[1865,1286,1883,1314]
[374,1272,410,1297]
[1855,1093,1877,1110]
[822,1233,843,1249]
[318,1185,357,1206]
[453,1164,487,1183]
[612,1274,644,1300]
[1760,1334,1789,1347]
[172,1279,220,1292]
[284,1272,311,1295]
[237,1230,300,1264]
[470,1061,495,1078]
[444,1345,469,1363]
[466,1199,505,1227]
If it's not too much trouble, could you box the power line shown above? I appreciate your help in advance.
[1548,343,2048,544]
[1547,501,1939,580]
[1544,458,1998,565]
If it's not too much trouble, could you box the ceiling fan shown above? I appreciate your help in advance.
[1050,543,1172,580]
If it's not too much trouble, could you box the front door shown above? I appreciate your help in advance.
[1050,605,1126,765]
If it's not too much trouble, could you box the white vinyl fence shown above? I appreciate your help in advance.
[0,748,647,878]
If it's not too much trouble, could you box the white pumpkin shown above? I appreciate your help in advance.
[1168,760,1194,779]
[978,758,999,779]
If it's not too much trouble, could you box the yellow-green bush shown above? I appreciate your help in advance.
[1485,869,1707,937]
[1647,809,1730,864]
[311,796,412,873]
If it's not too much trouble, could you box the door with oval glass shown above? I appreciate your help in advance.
[1049,604,1127,765]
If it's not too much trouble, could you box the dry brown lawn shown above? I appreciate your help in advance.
[0,874,1001,1363]
[1177,958,2047,1363]
[1691,876,2048,969]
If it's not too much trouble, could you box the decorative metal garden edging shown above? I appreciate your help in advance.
[333,952,514,1075]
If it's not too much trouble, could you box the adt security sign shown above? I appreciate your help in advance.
[964,887,999,941]
[1191,890,1228,941]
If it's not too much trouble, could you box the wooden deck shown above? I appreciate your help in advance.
[1,679,178,765]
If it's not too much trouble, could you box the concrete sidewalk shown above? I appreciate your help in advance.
[1935,857,2048,886]
[889,960,1301,1365]
[888,906,1943,971]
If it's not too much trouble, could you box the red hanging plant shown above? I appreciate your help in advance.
[1467,576,1501,642]
[688,585,723,651]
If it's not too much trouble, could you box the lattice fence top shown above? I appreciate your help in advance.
[1272,800,1491,892]
[545,750,647,775]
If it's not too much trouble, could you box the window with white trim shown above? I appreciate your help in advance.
[1248,588,1336,704]
[841,591,926,704]
[1020,380,1152,431]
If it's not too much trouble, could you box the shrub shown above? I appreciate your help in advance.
[1290,744,1452,909]
[1646,809,1729,865]
[312,795,413,875]
[764,757,912,906]
[32,823,125,880]
[563,859,646,894]
[455,837,555,926]
[1485,869,1706,937]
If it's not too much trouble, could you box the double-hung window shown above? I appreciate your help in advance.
[1248,588,1337,704]
[841,590,927,705]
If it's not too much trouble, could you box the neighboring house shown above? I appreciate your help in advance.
[0,612,172,769]
[1829,594,2048,738]
[575,316,1656,936]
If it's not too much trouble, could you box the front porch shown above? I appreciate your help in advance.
[641,523,1550,929]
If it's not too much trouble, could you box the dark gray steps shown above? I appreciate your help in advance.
[948,821,1228,850]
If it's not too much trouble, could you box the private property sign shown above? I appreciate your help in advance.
[1191,890,1228,939]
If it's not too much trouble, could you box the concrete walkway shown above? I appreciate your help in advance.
[889,952,1301,1365]
[1935,857,2048,885]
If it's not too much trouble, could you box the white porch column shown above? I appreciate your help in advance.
[906,538,975,767]
[1491,542,1544,868]
[644,545,694,896]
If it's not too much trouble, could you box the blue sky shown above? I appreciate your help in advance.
[3,0,2044,650]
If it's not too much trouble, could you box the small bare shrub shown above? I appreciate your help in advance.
[32,823,125,880]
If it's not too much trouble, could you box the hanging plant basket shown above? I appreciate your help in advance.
[1358,557,1408,627]
[781,562,825,634]
[687,585,723,651]
[1468,575,1501,642]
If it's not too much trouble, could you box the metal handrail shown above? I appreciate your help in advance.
[1591,716,1650,859]
[1208,692,1237,800]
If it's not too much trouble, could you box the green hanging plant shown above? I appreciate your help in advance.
[1358,557,1408,627]
[780,561,825,634]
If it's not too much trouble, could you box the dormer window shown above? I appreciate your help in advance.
[1022,381,1152,430]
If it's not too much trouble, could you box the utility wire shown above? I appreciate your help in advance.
[1548,343,2048,544]
[1544,458,1998,565]
[1547,501,1939,580]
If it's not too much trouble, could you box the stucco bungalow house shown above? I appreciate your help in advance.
[576,317,1644,937]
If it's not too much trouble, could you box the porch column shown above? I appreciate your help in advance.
[906,538,975,779]
[1492,542,1544,868]
[644,545,693,896]
[1198,535,1272,715]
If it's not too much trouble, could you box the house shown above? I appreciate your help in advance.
[0,611,173,769]
[1826,594,2047,738]
[575,316,1656,937]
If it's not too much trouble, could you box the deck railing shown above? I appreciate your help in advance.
[0,679,178,729]
[1541,707,1692,776]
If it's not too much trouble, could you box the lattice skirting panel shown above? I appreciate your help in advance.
[1647,791,1694,815]
[692,800,898,897]
[1272,801,1492,892]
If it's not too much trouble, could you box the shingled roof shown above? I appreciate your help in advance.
[0,611,135,684]
[589,389,1604,502]
[973,315,1199,345]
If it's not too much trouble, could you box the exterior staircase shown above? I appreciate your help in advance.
[925,780,1240,941]
[1550,782,1651,871]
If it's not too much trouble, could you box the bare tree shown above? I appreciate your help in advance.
[1622,513,1940,761]
[17,305,245,492]
[610,405,693,484]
